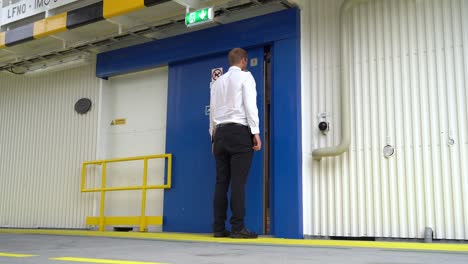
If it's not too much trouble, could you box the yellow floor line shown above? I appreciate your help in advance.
[1,229,468,252]
[0,252,37,258]
[50,257,168,264]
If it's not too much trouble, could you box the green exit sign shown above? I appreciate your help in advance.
[185,7,214,27]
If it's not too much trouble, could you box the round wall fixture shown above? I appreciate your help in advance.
[448,138,455,146]
[383,145,395,158]
[75,98,92,114]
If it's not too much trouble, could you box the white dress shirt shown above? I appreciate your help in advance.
[209,66,260,137]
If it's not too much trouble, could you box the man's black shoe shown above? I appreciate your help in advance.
[213,230,231,238]
[230,228,258,239]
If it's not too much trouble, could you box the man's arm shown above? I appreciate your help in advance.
[242,73,260,135]
[209,111,215,140]
[242,73,261,151]
[209,82,215,138]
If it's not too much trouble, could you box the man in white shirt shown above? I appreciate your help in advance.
[209,48,261,239]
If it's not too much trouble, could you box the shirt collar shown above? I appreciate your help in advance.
[229,66,242,71]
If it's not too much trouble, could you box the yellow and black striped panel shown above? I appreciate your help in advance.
[103,0,170,18]
[66,2,104,29]
[0,0,170,49]
[104,0,145,19]
[34,13,68,39]
[5,24,34,46]
[0,32,5,48]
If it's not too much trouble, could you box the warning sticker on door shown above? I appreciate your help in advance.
[211,67,223,82]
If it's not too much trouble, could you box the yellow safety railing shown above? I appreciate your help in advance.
[81,154,172,232]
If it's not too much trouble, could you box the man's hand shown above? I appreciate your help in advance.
[252,134,262,151]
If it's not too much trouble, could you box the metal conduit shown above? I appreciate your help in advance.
[312,0,369,160]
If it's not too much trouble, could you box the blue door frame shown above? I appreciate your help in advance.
[96,8,302,239]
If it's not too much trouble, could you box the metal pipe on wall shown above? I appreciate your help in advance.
[312,0,369,160]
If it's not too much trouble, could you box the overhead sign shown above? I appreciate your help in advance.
[1,0,77,26]
[185,7,214,27]
[211,67,223,82]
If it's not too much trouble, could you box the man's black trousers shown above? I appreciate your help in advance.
[212,124,254,232]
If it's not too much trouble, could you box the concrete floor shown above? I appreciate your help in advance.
[1,234,468,264]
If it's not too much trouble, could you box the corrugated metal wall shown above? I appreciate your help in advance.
[0,64,99,228]
[299,0,468,240]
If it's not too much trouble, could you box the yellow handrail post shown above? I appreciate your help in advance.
[81,163,87,191]
[99,162,107,232]
[140,158,149,232]
[167,154,172,188]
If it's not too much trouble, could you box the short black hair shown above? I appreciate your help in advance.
[228,48,248,65]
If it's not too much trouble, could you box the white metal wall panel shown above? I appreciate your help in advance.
[298,0,468,240]
[0,64,100,228]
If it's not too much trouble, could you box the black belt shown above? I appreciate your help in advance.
[216,122,247,128]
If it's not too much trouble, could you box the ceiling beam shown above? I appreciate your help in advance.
[171,0,203,9]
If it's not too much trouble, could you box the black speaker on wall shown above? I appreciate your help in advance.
[75,98,92,114]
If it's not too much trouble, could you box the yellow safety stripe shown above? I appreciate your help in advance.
[50,257,168,264]
[0,252,37,258]
[2,229,468,252]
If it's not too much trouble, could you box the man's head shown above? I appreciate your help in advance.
[228,48,248,70]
